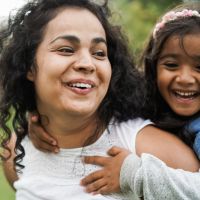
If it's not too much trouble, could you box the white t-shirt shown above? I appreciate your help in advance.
[14,118,151,200]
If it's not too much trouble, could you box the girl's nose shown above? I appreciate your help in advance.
[175,67,195,85]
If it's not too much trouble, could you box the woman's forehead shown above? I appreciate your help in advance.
[42,7,106,43]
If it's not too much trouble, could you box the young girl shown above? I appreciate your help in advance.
[2,1,198,200]
[80,2,200,199]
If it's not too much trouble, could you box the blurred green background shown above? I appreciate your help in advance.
[111,0,183,56]
[0,0,194,199]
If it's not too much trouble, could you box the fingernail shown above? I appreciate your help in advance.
[80,180,83,186]
[80,156,85,163]
[31,116,37,121]
[51,140,57,145]
[85,188,90,193]
[54,148,60,153]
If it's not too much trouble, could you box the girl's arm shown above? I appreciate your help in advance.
[81,125,200,196]
[121,153,200,200]
[28,113,59,153]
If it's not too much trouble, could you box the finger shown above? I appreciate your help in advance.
[28,112,57,146]
[35,143,59,153]
[85,179,107,193]
[30,133,59,153]
[28,111,39,123]
[81,170,103,185]
[95,185,113,195]
[107,146,123,156]
[29,123,57,146]
[84,156,109,166]
[31,115,39,123]
[35,146,53,153]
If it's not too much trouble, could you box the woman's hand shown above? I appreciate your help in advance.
[28,112,59,153]
[80,146,130,195]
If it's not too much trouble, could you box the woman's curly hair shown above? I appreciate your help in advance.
[0,0,145,169]
[141,2,200,147]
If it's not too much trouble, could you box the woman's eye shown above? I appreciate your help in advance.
[93,50,106,59]
[57,47,74,55]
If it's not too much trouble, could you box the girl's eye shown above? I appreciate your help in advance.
[164,63,178,69]
[195,65,200,72]
[57,47,74,55]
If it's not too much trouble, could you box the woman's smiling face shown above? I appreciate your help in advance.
[157,34,200,116]
[27,7,111,118]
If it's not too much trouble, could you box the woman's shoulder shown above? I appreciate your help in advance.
[136,126,200,172]
[111,118,152,134]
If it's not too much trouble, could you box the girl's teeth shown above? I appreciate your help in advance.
[175,91,197,97]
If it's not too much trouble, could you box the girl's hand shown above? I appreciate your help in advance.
[80,146,130,195]
[28,112,59,153]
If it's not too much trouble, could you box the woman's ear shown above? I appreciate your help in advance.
[27,67,35,81]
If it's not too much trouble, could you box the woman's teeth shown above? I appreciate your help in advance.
[69,83,92,89]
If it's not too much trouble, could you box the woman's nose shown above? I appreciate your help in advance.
[73,51,95,73]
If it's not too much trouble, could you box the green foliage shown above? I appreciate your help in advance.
[0,165,15,200]
[110,0,183,55]
[0,110,15,199]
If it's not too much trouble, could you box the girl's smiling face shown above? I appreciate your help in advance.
[27,7,111,119]
[157,34,200,116]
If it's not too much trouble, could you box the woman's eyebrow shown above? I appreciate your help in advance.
[91,37,107,45]
[49,36,106,46]
[50,35,80,44]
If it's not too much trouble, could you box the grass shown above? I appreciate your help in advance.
[0,165,15,200]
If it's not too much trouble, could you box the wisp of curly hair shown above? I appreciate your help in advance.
[141,2,200,147]
[0,0,145,169]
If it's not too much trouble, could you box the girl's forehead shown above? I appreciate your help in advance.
[162,33,200,51]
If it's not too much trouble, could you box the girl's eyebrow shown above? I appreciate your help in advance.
[191,55,200,62]
[159,54,200,63]
[158,53,178,60]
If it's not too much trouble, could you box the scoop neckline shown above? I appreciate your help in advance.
[58,119,116,154]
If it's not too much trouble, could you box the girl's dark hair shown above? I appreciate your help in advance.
[141,2,200,147]
[0,0,145,168]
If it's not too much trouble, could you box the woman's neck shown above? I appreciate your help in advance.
[40,114,101,148]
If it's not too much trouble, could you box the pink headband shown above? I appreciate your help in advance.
[153,9,200,39]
